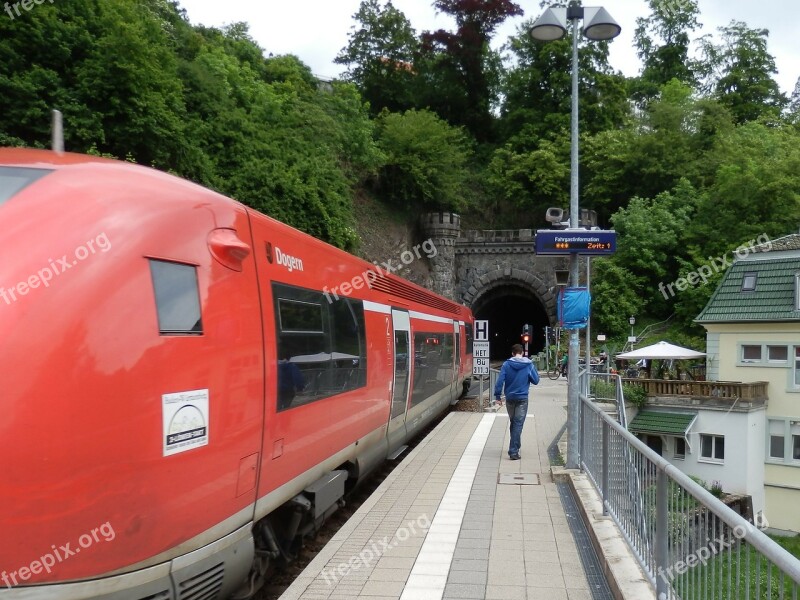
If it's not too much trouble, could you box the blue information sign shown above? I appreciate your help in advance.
[535,229,616,255]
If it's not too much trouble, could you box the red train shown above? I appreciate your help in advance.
[0,149,474,599]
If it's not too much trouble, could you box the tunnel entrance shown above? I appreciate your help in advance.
[472,283,550,360]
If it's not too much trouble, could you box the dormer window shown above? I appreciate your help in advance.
[741,272,757,292]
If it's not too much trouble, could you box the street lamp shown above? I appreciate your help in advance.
[530,4,621,472]
[629,315,636,350]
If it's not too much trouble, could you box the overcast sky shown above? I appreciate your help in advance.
[176,0,798,94]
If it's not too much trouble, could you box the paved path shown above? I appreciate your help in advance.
[280,378,598,600]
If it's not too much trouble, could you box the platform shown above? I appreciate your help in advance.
[279,379,613,600]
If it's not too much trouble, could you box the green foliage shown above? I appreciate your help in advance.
[335,0,419,115]
[374,109,473,212]
[698,21,787,123]
[622,383,647,408]
[417,0,523,141]
[590,260,646,337]
[501,17,629,142]
[486,136,569,223]
[632,0,700,101]
[589,379,616,401]
[2,0,799,322]
[688,121,800,258]
[0,2,377,251]
[709,480,724,498]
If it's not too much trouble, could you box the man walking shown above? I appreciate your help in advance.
[494,344,539,460]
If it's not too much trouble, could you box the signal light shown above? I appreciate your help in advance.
[521,334,530,343]
[521,323,531,344]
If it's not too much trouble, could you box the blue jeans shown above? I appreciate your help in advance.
[505,399,528,456]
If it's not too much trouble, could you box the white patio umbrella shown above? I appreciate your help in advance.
[617,341,705,360]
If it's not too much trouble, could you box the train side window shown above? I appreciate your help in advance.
[272,283,367,411]
[410,332,454,406]
[149,259,203,335]
[465,323,473,355]
[330,298,368,391]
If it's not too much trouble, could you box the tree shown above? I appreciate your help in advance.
[582,80,733,215]
[0,0,195,171]
[698,21,786,123]
[786,76,800,123]
[590,261,647,339]
[485,135,569,227]
[417,0,523,141]
[609,180,699,314]
[374,109,473,212]
[500,17,628,142]
[632,0,700,101]
[335,0,419,115]
[686,121,800,259]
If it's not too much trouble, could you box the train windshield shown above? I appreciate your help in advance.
[0,167,52,208]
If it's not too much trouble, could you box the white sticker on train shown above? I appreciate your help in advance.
[274,247,304,272]
[163,389,209,456]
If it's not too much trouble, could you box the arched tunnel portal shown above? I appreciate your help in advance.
[471,280,552,360]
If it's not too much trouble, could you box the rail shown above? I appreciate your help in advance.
[623,378,769,401]
[587,371,627,427]
[578,369,800,599]
[459,229,533,243]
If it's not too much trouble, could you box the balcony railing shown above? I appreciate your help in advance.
[622,378,768,401]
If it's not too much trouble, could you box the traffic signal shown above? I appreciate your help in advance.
[521,324,531,344]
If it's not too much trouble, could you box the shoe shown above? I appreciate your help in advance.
[510,454,521,460]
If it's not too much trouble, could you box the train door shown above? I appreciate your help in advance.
[387,309,411,455]
[450,320,460,399]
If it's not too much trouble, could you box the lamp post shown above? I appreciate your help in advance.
[629,315,636,350]
[531,4,620,471]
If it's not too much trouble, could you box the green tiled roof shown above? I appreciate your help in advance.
[628,410,696,436]
[695,255,800,323]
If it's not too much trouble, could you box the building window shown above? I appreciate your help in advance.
[767,345,788,362]
[741,272,757,292]
[700,434,725,461]
[769,419,786,459]
[795,347,800,387]
[149,259,203,335]
[794,435,800,461]
[741,345,762,362]
[674,437,686,460]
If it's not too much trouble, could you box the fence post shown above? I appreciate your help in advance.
[656,469,669,599]
[579,396,585,471]
[602,419,609,516]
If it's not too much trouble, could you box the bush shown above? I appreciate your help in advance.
[590,379,616,400]
[622,383,648,408]
[710,480,724,498]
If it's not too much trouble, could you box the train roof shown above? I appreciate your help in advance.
[0,148,469,319]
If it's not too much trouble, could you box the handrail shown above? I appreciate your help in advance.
[578,371,800,598]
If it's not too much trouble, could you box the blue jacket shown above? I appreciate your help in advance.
[494,356,539,401]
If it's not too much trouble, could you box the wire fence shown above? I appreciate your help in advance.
[578,370,800,600]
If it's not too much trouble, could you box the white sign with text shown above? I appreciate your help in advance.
[472,321,490,375]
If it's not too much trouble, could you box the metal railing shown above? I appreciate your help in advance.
[586,371,628,427]
[473,368,501,404]
[459,229,534,243]
[623,378,769,402]
[578,370,800,600]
